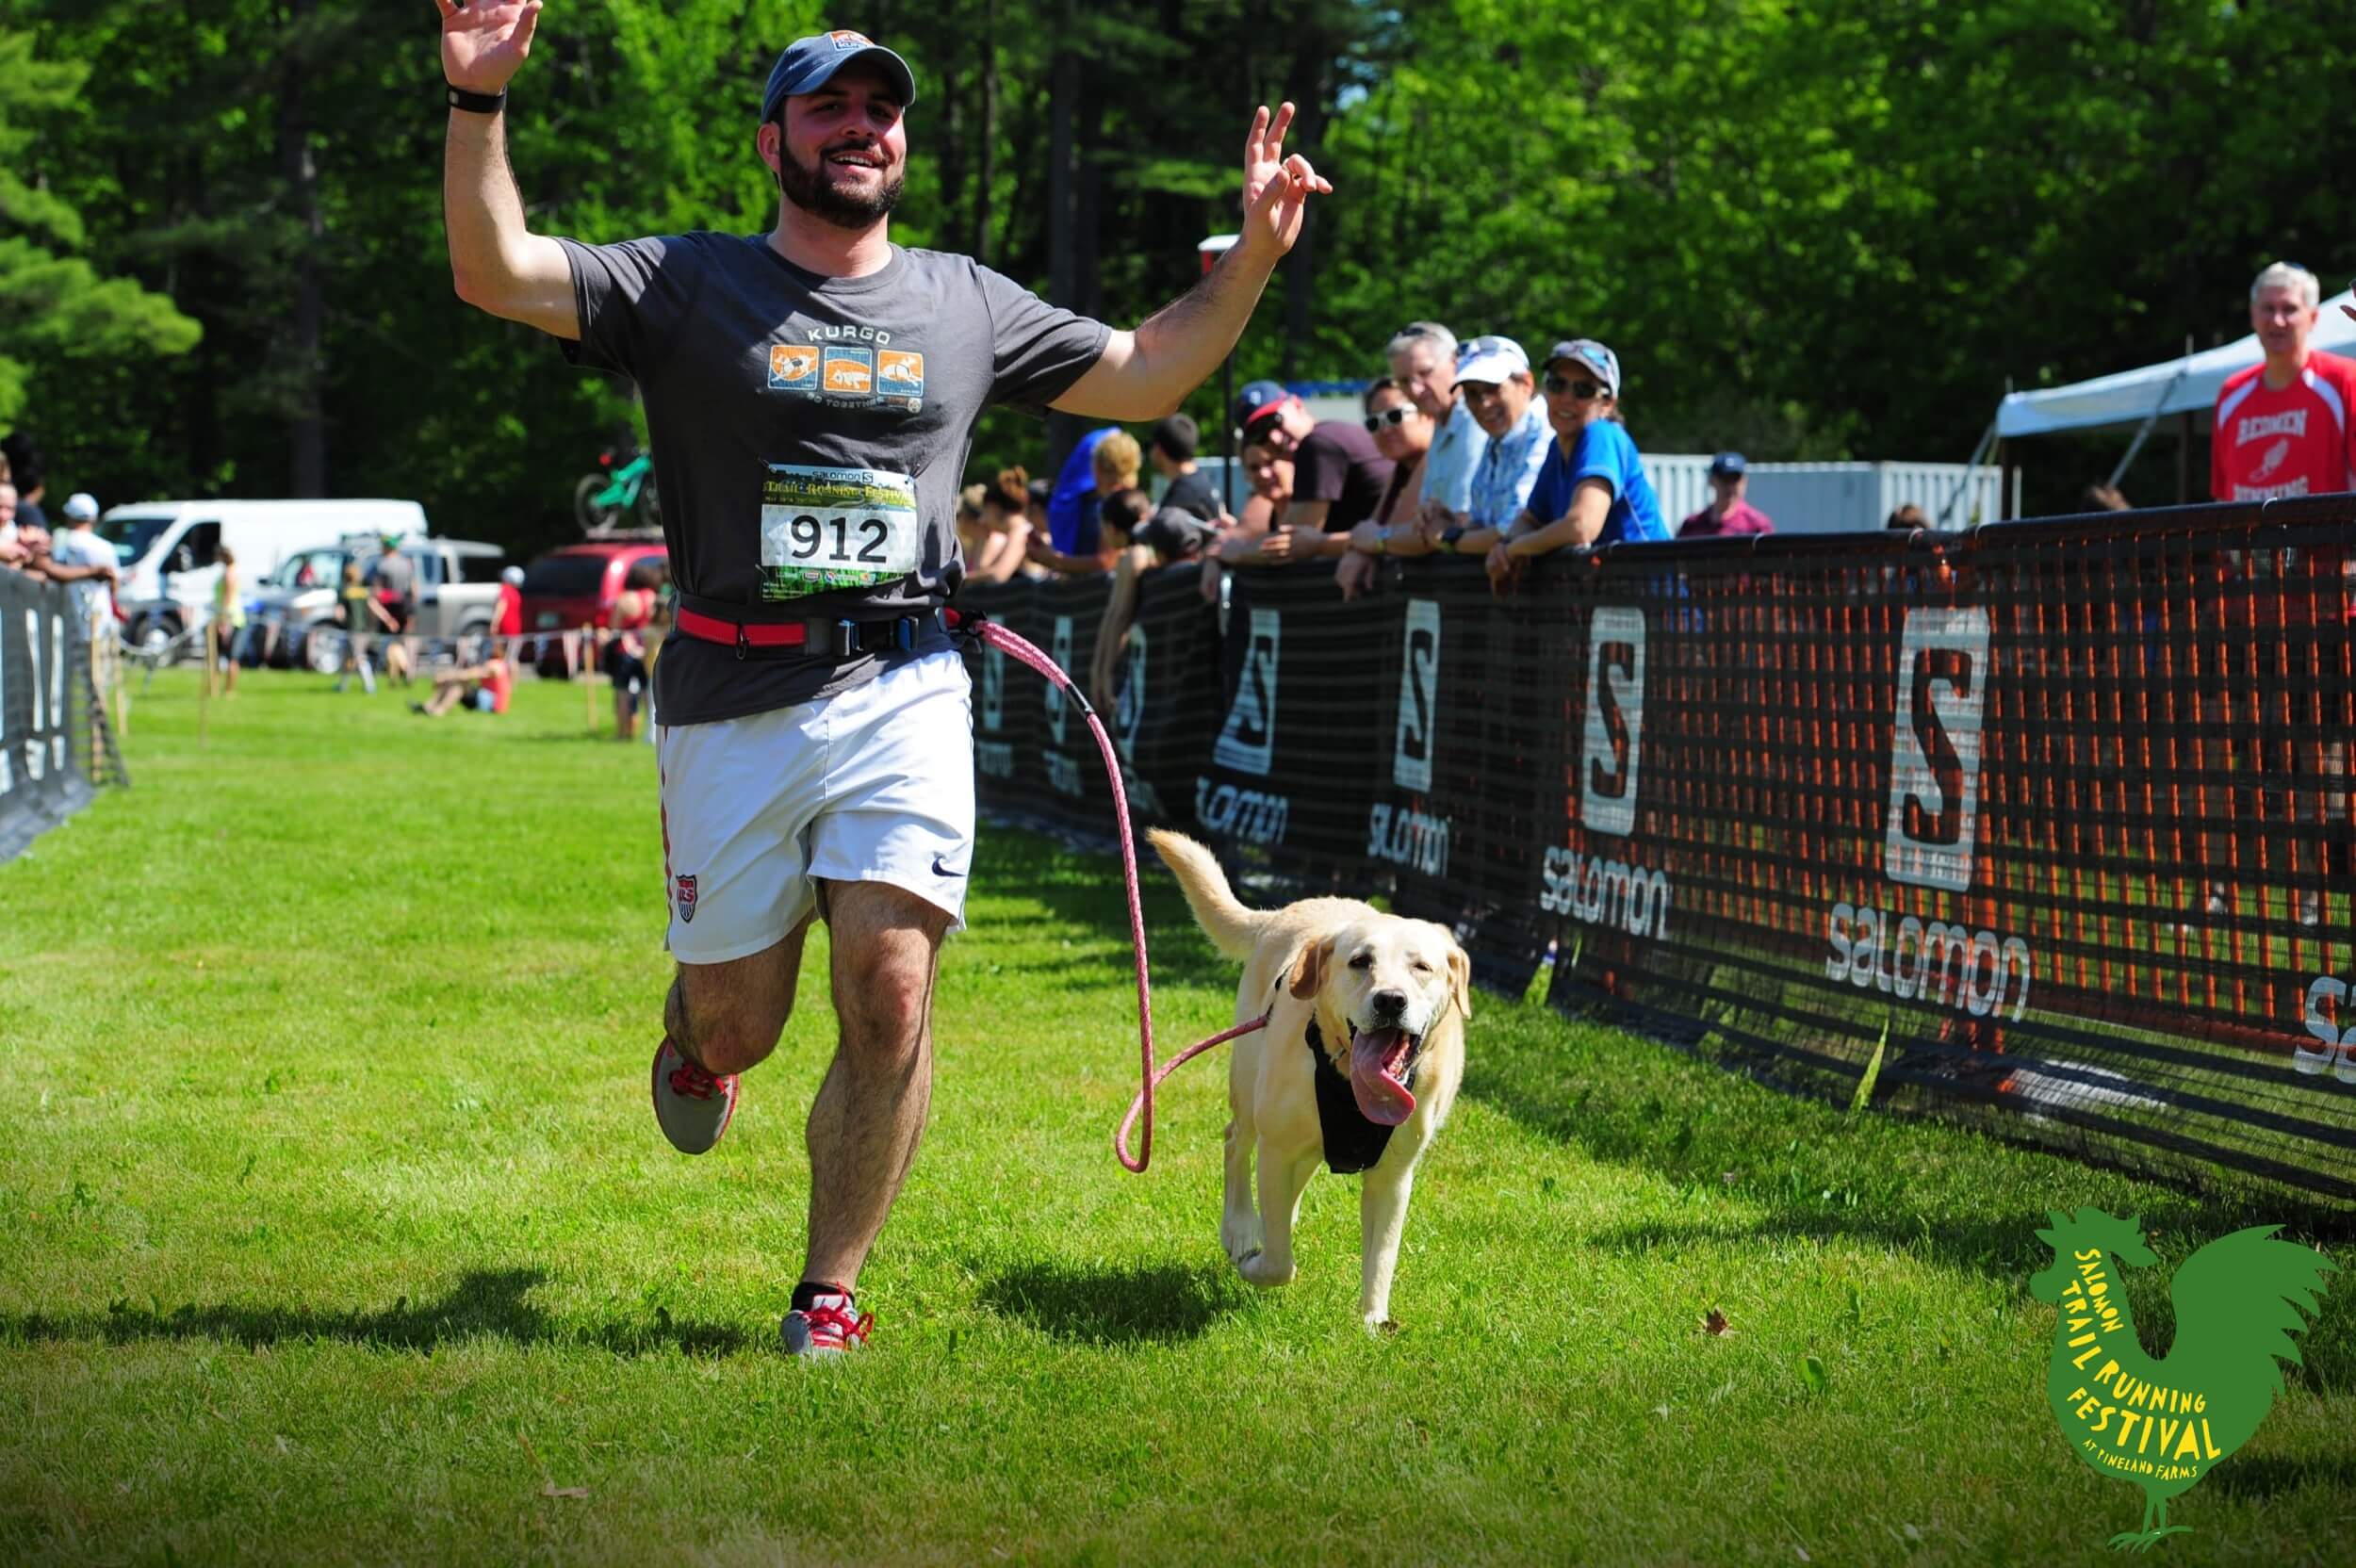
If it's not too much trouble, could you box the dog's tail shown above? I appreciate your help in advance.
[1147,829,1267,960]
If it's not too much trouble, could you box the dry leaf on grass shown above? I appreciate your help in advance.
[1703,1308,1733,1337]
[542,1484,590,1500]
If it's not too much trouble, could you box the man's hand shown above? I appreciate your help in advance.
[1239,103,1332,260]
[1416,499,1461,543]
[1335,549,1377,602]
[435,0,543,92]
[1484,541,1521,597]
[1257,528,1307,563]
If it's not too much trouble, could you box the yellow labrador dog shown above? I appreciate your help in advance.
[1149,830,1470,1328]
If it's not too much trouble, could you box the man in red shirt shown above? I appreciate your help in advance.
[2212,262,2356,502]
[2206,261,2353,928]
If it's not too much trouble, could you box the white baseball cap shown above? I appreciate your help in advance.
[501,565,525,586]
[1453,335,1530,386]
[62,492,99,521]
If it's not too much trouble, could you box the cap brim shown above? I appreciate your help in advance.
[766,47,919,120]
[1455,355,1525,384]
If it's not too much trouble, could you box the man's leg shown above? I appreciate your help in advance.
[667,910,816,1077]
[802,879,950,1291]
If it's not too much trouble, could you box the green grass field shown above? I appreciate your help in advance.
[3,670,2351,1565]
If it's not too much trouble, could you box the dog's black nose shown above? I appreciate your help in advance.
[1369,988,1409,1022]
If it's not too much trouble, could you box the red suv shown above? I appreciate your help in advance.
[519,541,668,675]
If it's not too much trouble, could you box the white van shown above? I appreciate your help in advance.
[97,498,429,649]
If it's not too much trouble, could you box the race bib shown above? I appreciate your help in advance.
[759,464,924,600]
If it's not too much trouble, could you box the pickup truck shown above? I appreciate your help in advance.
[246,534,508,671]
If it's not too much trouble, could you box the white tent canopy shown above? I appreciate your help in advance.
[1996,289,2356,437]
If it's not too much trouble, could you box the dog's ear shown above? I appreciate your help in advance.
[1448,946,1473,1022]
[1287,936,1335,1000]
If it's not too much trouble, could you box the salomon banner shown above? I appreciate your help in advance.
[0,568,92,863]
[957,496,2356,1206]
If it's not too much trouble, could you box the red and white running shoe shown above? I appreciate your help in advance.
[650,1037,738,1154]
[781,1289,874,1357]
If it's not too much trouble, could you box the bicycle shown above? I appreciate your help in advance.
[575,448,660,532]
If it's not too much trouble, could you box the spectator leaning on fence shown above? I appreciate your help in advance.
[1149,413,1225,521]
[1678,451,1775,538]
[2205,260,2355,927]
[1384,321,1486,533]
[0,482,23,567]
[1030,429,1138,575]
[958,468,1031,583]
[1336,375,1436,599]
[1431,335,1550,560]
[46,492,120,631]
[1481,339,1666,595]
[1088,486,1216,715]
[1228,378,1393,555]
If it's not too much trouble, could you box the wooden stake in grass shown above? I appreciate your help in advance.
[197,625,212,751]
[582,624,597,732]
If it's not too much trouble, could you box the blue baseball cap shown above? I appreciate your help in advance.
[761,30,918,124]
[1232,380,1301,433]
[1710,451,1747,478]
[1544,338,1621,398]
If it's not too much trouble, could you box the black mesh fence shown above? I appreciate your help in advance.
[0,568,94,862]
[957,497,2356,1206]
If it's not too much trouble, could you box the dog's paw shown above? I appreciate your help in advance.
[1362,1315,1401,1336]
[1220,1219,1262,1262]
[1235,1248,1295,1288]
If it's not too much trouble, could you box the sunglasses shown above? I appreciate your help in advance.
[1363,406,1415,432]
[1543,374,1610,400]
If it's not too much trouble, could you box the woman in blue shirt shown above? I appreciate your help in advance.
[1484,338,1666,595]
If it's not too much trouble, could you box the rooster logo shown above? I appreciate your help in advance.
[2031,1208,2333,1549]
[2250,436,2291,483]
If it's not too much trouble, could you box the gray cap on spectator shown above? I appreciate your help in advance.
[501,565,525,586]
[1544,339,1622,399]
[62,492,99,521]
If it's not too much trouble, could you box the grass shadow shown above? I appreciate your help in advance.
[971,825,1237,994]
[977,1258,1245,1345]
[0,1266,749,1359]
[2206,1451,2356,1501]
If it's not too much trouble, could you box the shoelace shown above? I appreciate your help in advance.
[802,1301,874,1348]
[668,1058,722,1100]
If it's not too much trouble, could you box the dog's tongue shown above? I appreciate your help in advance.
[1349,1028,1416,1126]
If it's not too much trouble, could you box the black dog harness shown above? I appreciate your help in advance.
[1304,1017,1420,1174]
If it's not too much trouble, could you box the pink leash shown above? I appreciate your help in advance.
[950,609,1267,1172]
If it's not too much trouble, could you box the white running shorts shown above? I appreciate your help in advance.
[657,648,974,964]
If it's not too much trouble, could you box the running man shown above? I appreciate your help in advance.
[436,3,1328,1354]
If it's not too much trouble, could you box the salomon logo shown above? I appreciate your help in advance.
[1393,599,1439,792]
[1579,608,1646,838]
[1213,609,1280,776]
[1884,607,1990,890]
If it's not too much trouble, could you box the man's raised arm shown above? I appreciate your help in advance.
[1054,104,1332,420]
[436,0,578,338]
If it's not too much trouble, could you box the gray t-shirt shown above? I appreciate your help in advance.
[560,232,1110,726]
[369,551,415,600]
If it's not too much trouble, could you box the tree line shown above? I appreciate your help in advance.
[3,0,2346,550]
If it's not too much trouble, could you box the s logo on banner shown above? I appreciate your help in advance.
[1115,626,1147,761]
[1213,608,1280,775]
[1885,607,1990,890]
[979,644,1006,733]
[1045,614,1074,747]
[1581,607,1646,838]
[1393,599,1440,792]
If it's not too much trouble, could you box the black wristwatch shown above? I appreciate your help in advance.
[447,84,508,115]
[1440,524,1466,547]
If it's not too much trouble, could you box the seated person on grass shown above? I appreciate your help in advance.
[413,644,513,717]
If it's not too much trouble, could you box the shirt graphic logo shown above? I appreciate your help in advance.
[768,345,820,392]
[875,350,924,412]
[828,29,872,50]
[674,873,698,923]
[2250,436,2290,483]
[1884,606,1990,890]
[821,346,875,398]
